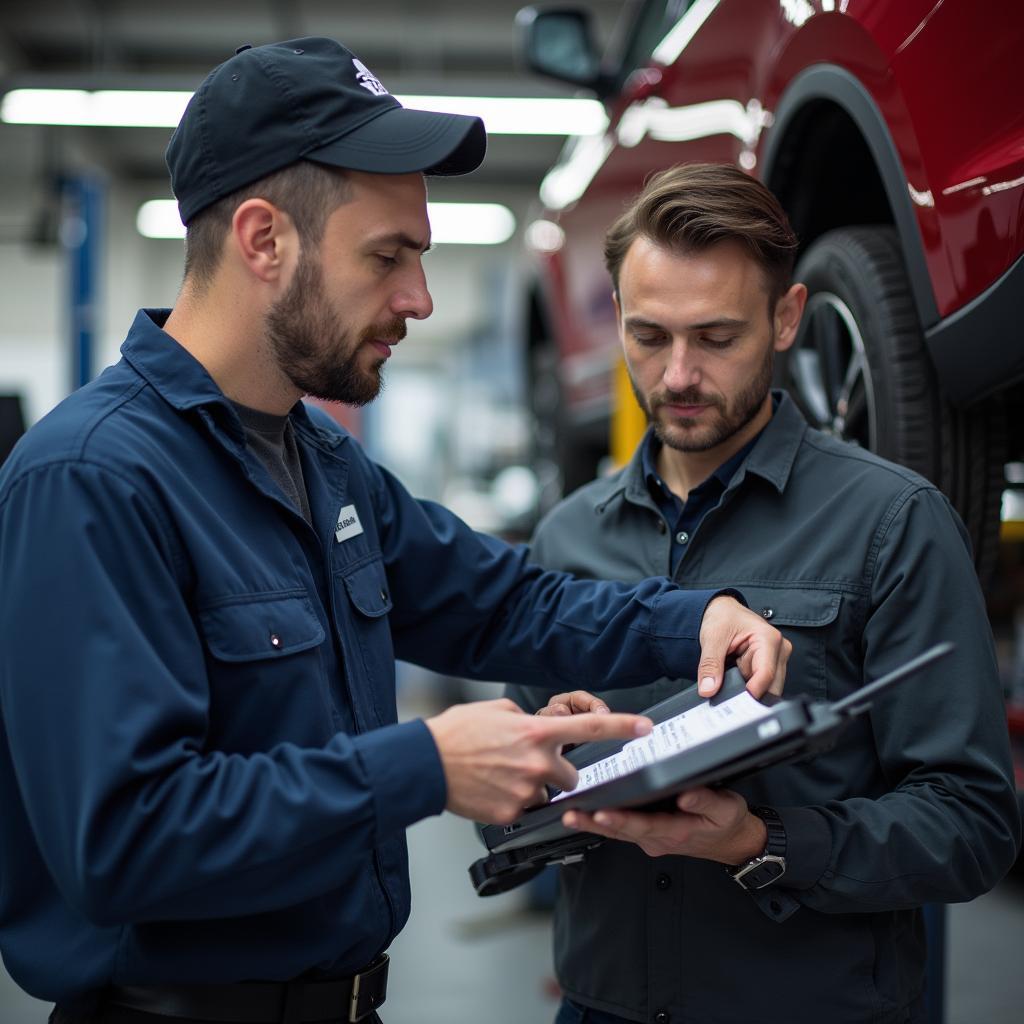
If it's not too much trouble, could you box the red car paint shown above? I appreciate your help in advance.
[527,0,1024,421]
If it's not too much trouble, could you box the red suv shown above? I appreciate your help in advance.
[519,0,1024,583]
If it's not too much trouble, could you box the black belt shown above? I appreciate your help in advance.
[105,954,388,1023]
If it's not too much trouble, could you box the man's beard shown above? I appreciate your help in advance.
[265,252,405,406]
[631,343,774,453]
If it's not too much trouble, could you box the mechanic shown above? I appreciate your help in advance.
[0,44,790,1024]
[507,163,1021,1024]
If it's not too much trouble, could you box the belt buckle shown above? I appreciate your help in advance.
[348,953,389,1022]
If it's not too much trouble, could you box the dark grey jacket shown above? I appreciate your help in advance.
[508,394,1020,1024]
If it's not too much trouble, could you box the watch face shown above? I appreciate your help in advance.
[733,854,786,890]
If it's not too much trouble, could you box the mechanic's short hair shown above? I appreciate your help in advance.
[183,161,352,289]
[604,163,798,308]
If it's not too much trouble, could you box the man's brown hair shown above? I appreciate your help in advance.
[183,161,352,289]
[604,163,798,307]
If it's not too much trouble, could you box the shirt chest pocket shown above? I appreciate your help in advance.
[334,557,396,726]
[197,592,330,746]
[199,592,325,661]
[735,585,842,700]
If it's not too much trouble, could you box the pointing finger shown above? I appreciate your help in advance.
[545,754,579,794]
[534,712,651,747]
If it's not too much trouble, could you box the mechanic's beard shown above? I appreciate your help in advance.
[265,254,404,407]
[631,344,774,454]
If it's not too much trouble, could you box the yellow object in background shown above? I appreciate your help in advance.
[610,356,647,469]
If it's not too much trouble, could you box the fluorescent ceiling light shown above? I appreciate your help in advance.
[427,202,516,245]
[137,200,516,246]
[136,200,185,239]
[401,96,606,136]
[3,88,607,135]
[2,89,192,127]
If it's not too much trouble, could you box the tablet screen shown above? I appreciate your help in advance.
[551,689,775,802]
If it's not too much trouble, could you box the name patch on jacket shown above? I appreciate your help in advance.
[335,504,364,542]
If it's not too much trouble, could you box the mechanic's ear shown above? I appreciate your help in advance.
[230,198,299,289]
[773,282,807,353]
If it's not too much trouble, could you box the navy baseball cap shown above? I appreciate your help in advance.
[166,37,487,224]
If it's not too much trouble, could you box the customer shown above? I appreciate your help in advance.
[510,163,1020,1024]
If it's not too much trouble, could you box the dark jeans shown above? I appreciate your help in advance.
[554,998,634,1024]
[51,1007,383,1024]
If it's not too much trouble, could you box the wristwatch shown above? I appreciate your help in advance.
[728,806,787,890]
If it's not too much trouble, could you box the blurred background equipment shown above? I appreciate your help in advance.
[0,394,26,466]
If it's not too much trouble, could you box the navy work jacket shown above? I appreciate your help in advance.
[0,310,724,1006]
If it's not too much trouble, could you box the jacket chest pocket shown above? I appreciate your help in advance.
[734,585,842,700]
[197,591,331,747]
[334,557,396,727]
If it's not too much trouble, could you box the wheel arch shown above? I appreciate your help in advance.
[761,64,939,332]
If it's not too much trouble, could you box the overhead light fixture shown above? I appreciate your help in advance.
[525,219,565,253]
[3,88,607,135]
[427,202,516,245]
[137,200,516,246]
[401,96,606,136]
[136,200,184,239]
[2,89,193,127]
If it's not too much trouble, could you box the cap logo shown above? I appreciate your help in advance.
[352,58,388,96]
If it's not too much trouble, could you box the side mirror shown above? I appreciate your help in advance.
[517,6,614,98]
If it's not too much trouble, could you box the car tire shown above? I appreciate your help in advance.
[528,337,607,502]
[527,339,567,512]
[779,225,1006,584]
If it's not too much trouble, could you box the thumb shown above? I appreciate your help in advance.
[676,786,715,813]
[698,595,739,697]
[696,650,724,697]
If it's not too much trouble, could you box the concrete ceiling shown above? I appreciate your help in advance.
[0,1,633,192]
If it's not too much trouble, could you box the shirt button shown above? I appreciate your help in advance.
[655,873,671,891]
[269,633,282,649]
[675,531,689,545]
[655,1012,671,1024]
[761,607,774,620]
[380,588,389,603]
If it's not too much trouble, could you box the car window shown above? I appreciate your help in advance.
[616,0,693,82]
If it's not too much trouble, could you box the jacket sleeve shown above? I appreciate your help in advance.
[0,459,444,925]
[775,485,1021,914]
[365,455,727,689]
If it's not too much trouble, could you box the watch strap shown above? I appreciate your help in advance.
[751,805,787,858]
